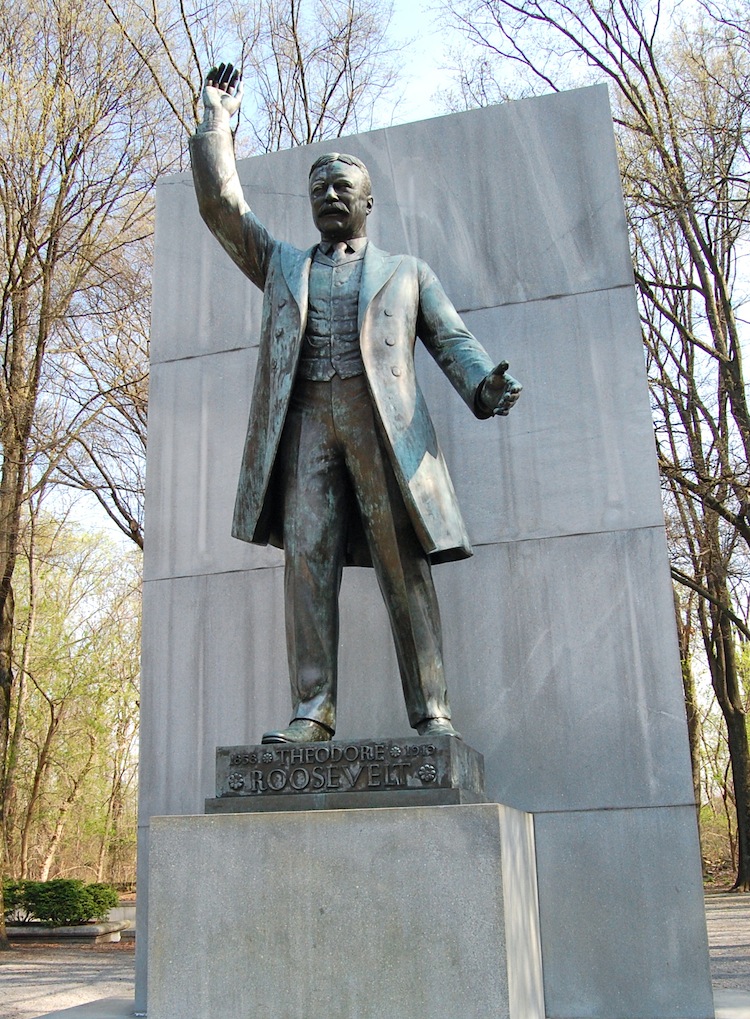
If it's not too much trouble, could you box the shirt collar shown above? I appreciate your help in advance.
[320,236,368,256]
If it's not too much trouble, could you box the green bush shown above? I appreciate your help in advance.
[23,880,92,926]
[86,883,120,919]
[3,878,119,926]
[3,879,34,922]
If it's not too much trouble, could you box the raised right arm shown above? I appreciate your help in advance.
[189,64,274,290]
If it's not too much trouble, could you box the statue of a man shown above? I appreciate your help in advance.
[190,64,522,745]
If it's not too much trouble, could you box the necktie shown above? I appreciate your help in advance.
[331,241,348,262]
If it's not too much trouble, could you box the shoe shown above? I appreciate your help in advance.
[261,718,334,744]
[415,717,462,740]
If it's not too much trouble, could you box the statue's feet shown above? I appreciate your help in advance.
[261,718,334,744]
[416,717,462,740]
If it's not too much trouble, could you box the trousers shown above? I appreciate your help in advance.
[277,374,451,731]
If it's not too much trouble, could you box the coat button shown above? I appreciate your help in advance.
[384,309,393,316]
[391,366,401,377]
[271,359,278,370]
[385,337,395,346]
[275,327,284,337]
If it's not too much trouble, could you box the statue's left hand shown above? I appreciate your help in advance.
[478,361,523,417]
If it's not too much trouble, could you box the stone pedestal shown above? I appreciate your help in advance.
[147,803,543,1019]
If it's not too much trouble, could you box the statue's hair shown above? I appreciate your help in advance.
[308,152,372,195]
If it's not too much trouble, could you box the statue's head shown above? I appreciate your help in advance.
[308,153,373,242]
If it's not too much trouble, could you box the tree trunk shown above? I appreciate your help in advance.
[700,580,750,890]
[0,583,14,949]
[18,705,61,878]
[39,806,69,882]
[726,708,750,890]
[682,656,702,814]
[39,742,95,882]
[674,589,701,811]
[0,880,8,951]
[716,604,750,890]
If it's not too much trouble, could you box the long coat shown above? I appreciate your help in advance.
[190,129,496,565]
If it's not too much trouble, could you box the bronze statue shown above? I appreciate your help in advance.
[190,63,522,745]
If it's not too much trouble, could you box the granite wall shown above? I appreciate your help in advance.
[138,84,714,1017]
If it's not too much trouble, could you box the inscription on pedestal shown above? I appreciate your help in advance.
[213,736,484,802]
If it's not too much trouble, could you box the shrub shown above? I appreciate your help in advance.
[3,878,120,926]
[86,883,120,920]
[23,880,92,926]
[3,879,34,922]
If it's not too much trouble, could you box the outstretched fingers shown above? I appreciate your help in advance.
[206,62,240,94]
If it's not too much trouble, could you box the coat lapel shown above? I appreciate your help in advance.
[280,240,400,329]
[280,242,315,321]
[358,244,402,329]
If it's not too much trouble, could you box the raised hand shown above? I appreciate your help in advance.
[202,62,243,120]
[478,361,523,417]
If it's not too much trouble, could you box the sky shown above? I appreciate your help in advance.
[384,0,456,124]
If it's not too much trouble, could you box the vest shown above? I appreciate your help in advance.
[297,246,365,380]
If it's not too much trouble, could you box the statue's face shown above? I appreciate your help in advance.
[309,161,373,242]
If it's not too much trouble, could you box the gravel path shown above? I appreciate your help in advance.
[0,943,134,1019]
[706,892,750,991]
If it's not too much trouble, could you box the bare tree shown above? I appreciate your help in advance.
[438,0,750,887]
[246,0,401,150]
[52,237,152,549]
[100,0,248,137]
[0,0,169,942]
[103,0,402,148]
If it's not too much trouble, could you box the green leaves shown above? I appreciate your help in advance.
[3,877,119,926]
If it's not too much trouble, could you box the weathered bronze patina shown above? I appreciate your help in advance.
[190,63,522,746]
[206,735,486,813]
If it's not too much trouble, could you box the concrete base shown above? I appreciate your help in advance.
[27,993,750,1019]
[7,921,128,944]
[33,1000,139,1019]
[147,803,544,1019]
